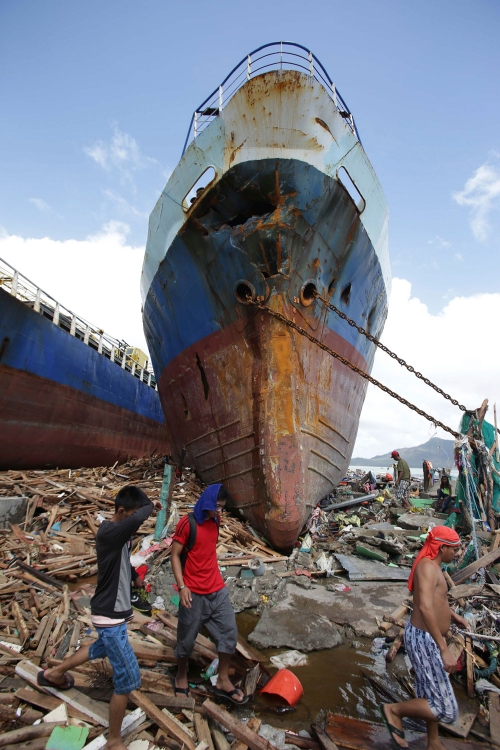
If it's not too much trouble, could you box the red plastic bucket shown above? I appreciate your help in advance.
[260,668,303,706]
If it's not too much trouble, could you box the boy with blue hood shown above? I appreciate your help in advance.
[171,483,248,704]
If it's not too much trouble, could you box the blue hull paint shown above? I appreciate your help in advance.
[144,158,386,379]
[1,289,165,423]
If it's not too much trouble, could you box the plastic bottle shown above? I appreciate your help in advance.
[204,657,219,680]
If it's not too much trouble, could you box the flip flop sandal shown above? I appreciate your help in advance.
[378,704,406,749]
[37,670,74,691]
[212,687,249,705]
[168,669,190,697]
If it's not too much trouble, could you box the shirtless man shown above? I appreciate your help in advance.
[380,526,469,750]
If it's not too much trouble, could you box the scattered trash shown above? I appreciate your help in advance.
[270,650,308,669]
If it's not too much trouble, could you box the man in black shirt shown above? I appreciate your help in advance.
[39,485,159,750]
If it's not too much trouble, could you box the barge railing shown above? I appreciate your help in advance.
[0,256,158,390]
[182,41,360,155]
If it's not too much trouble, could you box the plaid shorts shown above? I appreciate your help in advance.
[88,622,140,695]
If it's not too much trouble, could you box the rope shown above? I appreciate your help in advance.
[247,298,460,438]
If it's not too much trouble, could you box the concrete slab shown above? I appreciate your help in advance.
[248,580,410,642]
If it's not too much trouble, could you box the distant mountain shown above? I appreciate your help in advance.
[351,436,455,468]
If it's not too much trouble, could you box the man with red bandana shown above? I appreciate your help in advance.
[379,526,469,749]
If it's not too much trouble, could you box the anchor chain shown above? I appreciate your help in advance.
[247,297,460,439]
[313,290,470,414]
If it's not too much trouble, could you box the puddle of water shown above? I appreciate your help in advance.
[237,612,391,731]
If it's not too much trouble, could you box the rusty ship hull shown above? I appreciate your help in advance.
[142,45,390,549]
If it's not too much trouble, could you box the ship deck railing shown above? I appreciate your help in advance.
[182,41,360,155]
[0,256,158,391]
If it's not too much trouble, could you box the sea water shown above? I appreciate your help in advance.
[349,464,459,479]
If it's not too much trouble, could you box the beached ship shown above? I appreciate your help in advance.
[141,43,390,549]
[0,257,169,470]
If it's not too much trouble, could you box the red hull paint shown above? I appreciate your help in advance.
[159,303,367,550]
[0,364,170,470]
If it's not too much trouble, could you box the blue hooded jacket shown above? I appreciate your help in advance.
[193,484,222,525]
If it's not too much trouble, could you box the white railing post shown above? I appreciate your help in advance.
[331,82,337,108]
[34,288,41,313]
[247,54,251,80]
[131,361,136,377]
[194,112,198,138]
[110,345,115,363]
[53,303,60,326]
[309,51,314,77]
[84,325,90,345]
[121,351,126,369]
[11,271,18,297]
[98,333,103,354]
[219,85,223,112]
[70,316,76,336]
[148,372,152,386]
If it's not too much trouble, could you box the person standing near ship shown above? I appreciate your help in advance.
[379,526,469,749]
[171,484,248,704]
[392,450,411,508]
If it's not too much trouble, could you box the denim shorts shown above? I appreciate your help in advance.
[88,622,141,695]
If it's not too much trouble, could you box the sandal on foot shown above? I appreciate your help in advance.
[37,670,74,691]
[378,704,406,749]
[168,669,190,697]
[213,687,249,705]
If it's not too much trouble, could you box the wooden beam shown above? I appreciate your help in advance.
[130,690,196,750]
[194,713,215,750]
[231,718,262,750]
[310,724,340,750]
[451,546,500,584]
[202,699,275,750]
[15,659,109,726]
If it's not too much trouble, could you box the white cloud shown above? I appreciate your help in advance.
[102,189,149,218]
[453,157,500,241]
[354,278,500,459]
[84,124,158,184]
[0,224,148,352]
[428,235,451,249]
[29,197,52,212]
[453,252,464,262]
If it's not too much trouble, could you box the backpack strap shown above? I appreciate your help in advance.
[185,512,197,552]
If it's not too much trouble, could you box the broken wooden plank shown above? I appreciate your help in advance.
[202,700,274,750]
[231,718,262,750]
[130,689,196,750]
[194,713,215,750]
[451,546,500,584]
[15,659,110,727]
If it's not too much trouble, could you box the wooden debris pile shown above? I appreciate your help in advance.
[0,603,270,749]
[0,456,291,747]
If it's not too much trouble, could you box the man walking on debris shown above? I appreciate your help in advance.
[38,486,160,750]
[171,483,248,704]
[392,449,411,508]
[380,526,469,750]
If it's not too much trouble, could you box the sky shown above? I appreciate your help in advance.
[1,0,499,458]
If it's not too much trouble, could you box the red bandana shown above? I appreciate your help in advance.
[407,525,460,592]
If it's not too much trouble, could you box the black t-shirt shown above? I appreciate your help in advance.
[91,500,153,620]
